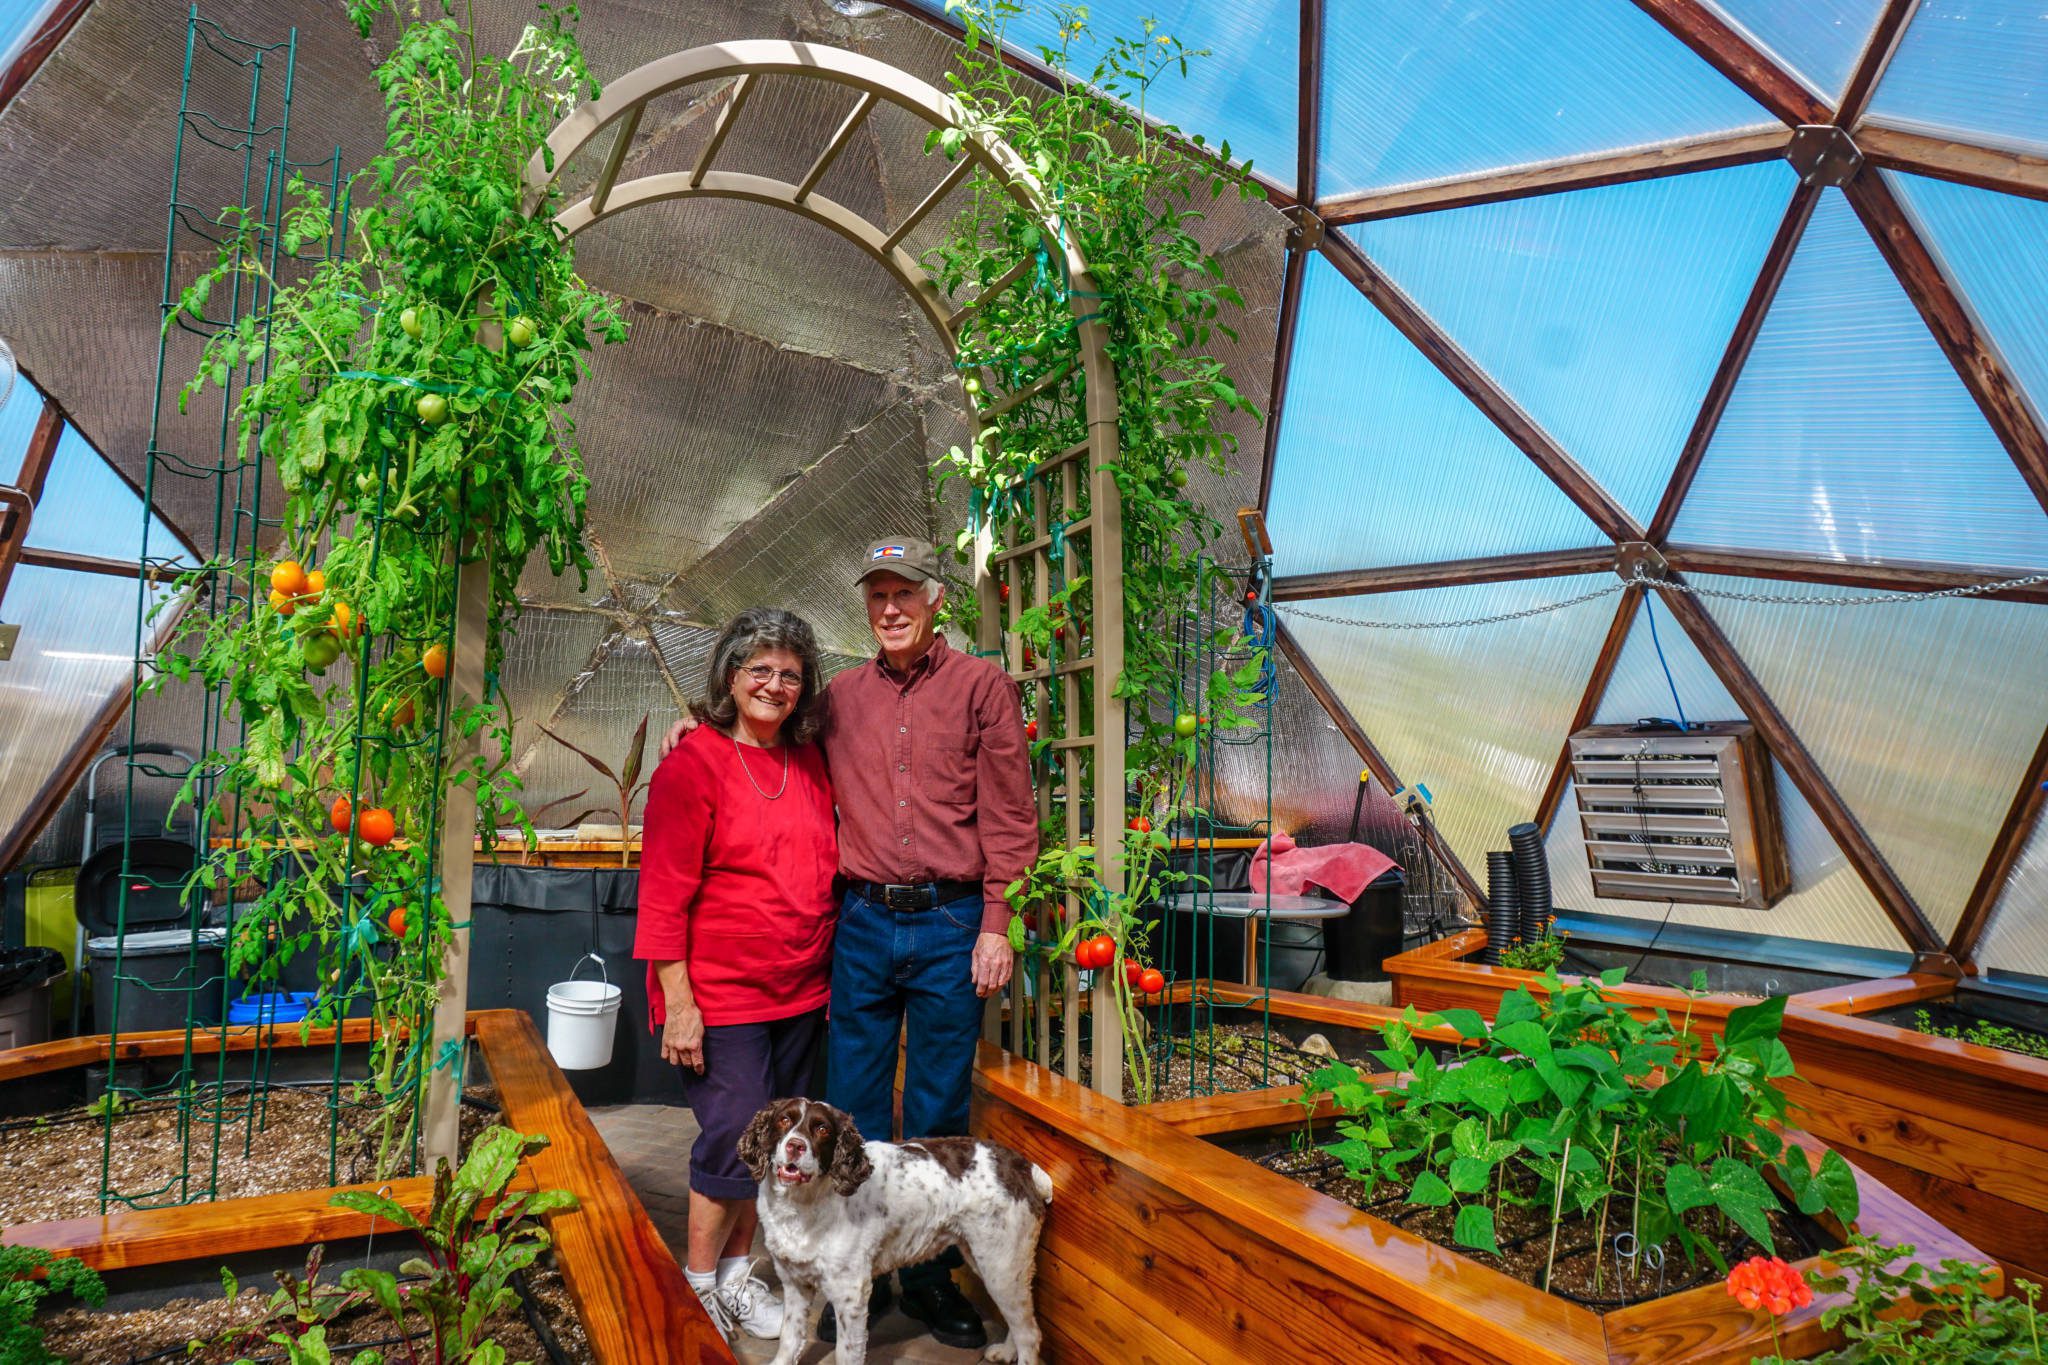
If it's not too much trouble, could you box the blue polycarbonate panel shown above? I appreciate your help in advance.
[0,374,45,486]
[1278,576,1622,876]
[1265,252,1605,575]
[22,425,184,564]
[900,0,1297,188]
[1674,190,2048,569]
[0,1,60,75]
[1698,574,2048,941]
[1976,815,2048,978]
[1319,1,1775,195]
[1705,0,1888,101]
[1347,162,1795,526]
[1565,591,1900,951]
[1891,172,2048,423]
[1869,0,2048,155]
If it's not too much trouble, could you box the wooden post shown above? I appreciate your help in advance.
[423,544,489,1166]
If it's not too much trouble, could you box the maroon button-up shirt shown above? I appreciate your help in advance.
[821,637,1037,933]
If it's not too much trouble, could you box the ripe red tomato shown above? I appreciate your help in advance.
[1024,720,1038,741]
[1087,934,1116,969]
[1128,816,1152,833]
[1123,959,1143,987]
[329,796,352,834]
[386,906,408,938]
[1022,646,1036,670]
[999,582,1011,602]
[1139,968,1166,994]
[357,807,397,846]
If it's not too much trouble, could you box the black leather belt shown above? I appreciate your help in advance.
[851,879,980,911]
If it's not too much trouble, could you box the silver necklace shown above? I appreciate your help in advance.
[729,729,789,800]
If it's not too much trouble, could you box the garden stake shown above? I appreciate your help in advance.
[1543,1135,1572,1290]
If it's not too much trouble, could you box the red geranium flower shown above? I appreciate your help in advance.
[1726,1255,1813,1317]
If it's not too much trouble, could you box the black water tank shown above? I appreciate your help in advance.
[1326,868,1407,982]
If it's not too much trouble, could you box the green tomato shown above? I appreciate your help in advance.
[1174,713,1199,738]
[416,392,449,426]
[399,306,422,340]
[1170,467,1189,489]
[962,375,983,397]
[507,316,537,348]
[303,633,343,671]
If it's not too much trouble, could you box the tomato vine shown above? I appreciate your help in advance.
[151,0,621,1174]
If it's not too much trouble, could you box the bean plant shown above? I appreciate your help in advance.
[1304,971,1860,1290]
[150,0,620,1175]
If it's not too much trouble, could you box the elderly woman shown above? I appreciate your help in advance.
[634,607,836,1343]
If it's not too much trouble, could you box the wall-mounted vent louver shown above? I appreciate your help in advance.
[1567,722,1788,910]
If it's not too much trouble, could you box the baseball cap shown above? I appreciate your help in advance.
[855,538,942,585]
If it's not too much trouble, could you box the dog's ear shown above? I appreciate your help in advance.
[737,1102,781,1183]
[824,1106,873,1196]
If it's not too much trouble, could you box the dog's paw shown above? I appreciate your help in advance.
[982,1341,1018,1363]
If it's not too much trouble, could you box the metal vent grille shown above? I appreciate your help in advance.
[1567,722,1788,910]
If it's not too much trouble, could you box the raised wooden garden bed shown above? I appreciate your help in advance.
[972,1039,1994,1364]
[0,1010,730,1365]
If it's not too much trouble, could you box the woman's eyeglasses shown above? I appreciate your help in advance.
[738,664,805,690]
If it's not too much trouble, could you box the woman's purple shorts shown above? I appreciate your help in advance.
[675,1007,825,1199]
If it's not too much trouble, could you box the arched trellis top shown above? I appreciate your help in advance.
[520,40,1136,1098]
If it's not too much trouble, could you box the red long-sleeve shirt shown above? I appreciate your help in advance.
[821,638,1037,933]
[633,724,838,1028]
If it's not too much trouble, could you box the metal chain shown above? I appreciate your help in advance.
[1280,566,2048,631]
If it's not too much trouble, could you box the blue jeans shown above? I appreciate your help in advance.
[828,886,984,1287]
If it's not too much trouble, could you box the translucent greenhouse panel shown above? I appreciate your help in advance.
[1890,172,2048,423]
[1265,252,1606,577]
[1673,190,2048,569]
[1703,0,1888,102]
[1346,162,1794,527]
[0,375,46,485]
[1867,0,2048,155]
[0,1,62,74]
[0,566,172,852]
[1974,817,2048,980]
[1561,593,1902,952]
[894,0,1296,189]
[1697,573,2048,942]
[23,424,187,564]
[1318,0,1774,196]
[1277,576,1621,877]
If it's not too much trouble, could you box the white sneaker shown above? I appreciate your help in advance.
[717,1259,785,1339]
[690,1276,739,1342]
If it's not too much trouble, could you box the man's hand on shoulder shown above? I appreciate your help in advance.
[971,931,1014,998]
[659,715,700,759]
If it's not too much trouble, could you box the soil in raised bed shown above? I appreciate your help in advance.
[1053,1019,1399,1103]
[1246,1137,1829,1309]
[1878,998,2048,1062]
[1558,942,1858,1000]
[37,1256,593,1364]
[0,1084,501,1226]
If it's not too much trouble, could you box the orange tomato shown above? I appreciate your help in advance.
[269,560,309,597]
[357,807,397,846]
[268,588,296,616]
[304,569,325,599]
[422,642,448,679]
[332,601,362,638]
[386,906,409,938]
[329,796,352,834]
[388,697,416,727]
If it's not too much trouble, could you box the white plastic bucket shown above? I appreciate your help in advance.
[545,954,622,1071]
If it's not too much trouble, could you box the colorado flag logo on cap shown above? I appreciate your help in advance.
[871,544,906,560]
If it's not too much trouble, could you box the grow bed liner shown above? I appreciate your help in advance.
[973,1039,1994,1364]
[0,1011,731,1365]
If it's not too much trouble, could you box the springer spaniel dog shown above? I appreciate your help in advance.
[738,1098,1052,1365]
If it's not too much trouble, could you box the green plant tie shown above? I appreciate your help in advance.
[331,369,522,402]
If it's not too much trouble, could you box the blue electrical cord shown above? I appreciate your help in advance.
[1643,592,1690,731]
[1241,596,1277,696]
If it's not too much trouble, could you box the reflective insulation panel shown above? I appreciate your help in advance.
[509,626,683,831]
[1869,0,2048,156]
[0,375,48,485]
[1278,575,1622,878]
[1550,591,1902,952]
[1674,190,2048,569]
[1265,251,1608,576]
[1696,573,2048,942]
[1318,0,1774,196]
[1346,161,1795,528]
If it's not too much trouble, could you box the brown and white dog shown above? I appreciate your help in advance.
[738,1098,1052,1365]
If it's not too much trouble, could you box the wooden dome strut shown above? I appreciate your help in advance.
[501,40,1131,1098]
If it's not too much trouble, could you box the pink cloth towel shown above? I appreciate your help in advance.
[1249,832,1398,904]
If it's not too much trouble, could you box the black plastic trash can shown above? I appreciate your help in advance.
[1325,868,1406,982]
[0,946,63,1050]
[85,926,226,1034]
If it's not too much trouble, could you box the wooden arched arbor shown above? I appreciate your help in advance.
[508,40,1133,1097]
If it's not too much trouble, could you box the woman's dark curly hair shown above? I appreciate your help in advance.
[690,607,826,745]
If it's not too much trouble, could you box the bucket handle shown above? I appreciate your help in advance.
[569,952,609,986]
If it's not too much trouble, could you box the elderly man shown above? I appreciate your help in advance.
[663,537,1034,1349]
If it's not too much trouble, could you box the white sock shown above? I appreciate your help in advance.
[686,1267,718,1293]
[717,1256,751,1286]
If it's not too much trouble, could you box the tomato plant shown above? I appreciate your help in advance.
[148,0,620,1177]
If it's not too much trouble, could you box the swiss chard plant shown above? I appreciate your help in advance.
[1303,971,1859,1294]
[147,0,621,1176]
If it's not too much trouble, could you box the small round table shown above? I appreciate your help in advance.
[1160,891,1349,986]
